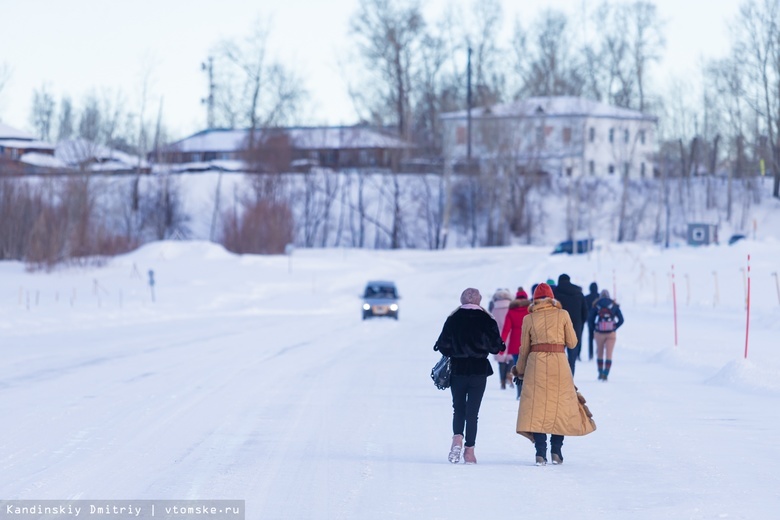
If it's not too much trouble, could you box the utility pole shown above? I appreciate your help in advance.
[467,46,473,166]
[201,56,215,130]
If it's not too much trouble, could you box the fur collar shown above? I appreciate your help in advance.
[509,298,531,309]
[529,298,562,312]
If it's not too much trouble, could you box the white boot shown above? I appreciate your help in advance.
[448,434,463,463]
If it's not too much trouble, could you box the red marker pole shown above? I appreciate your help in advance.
[745,255,751,359]
[672,264,678,347]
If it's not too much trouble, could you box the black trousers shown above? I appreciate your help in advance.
[567,340,582,375]
[450,374,487,447]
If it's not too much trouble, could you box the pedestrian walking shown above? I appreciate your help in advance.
[584,282,600,360]
[553,274,589,375]
[489,289,514,389]
[511,283,596,465]
[501,287,531,399]
[589,289,625,381]
[434,288,506,464]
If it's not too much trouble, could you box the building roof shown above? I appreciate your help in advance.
[441,96,657,122]
[56,139,149,169]
[0,123,35,140]
[168,126,412,153]
[0,138,55,150]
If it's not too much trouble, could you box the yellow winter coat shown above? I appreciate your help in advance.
[515,298,597,441]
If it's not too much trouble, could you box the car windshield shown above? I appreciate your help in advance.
[364,285,397,299]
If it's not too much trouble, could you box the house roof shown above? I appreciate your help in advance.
[0,123,35,140]
[168,126,412,153]
[20,152,67,169]
[441,96,657,122]
[0,138,55,150]
[56,139,149,168]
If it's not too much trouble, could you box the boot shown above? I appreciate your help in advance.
[551,447,563,465]
[448,434,463,464]
[535,455,547,466]
[463,446,477,464]
[604,359,612,381]
[534,435,547,466]
[597,358,604,380]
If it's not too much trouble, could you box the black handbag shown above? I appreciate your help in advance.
[431,355,451,390]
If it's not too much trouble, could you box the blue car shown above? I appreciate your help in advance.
[362,281,399,320]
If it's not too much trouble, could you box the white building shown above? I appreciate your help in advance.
[440,96,658,179]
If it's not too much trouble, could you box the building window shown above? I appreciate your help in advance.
[624,162,630,176]
[589,127,595,143]
[563,127,572,144]
[535,127,545,146]
[589,160,595,175]
[640,130,646,145]
[641,162,646,177]
[191,153,201,162]
[566,167,573,177]
[624,129,630,143]
[456,126,467,145]
[608,164,615,175]
[608,128,614,143]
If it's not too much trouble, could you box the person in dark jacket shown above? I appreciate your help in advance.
[589,290,625,381]
[434,287,505,464]
[584,282,600,361]
[553,274,589,375]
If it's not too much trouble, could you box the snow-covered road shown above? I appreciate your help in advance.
[1,241,778,519]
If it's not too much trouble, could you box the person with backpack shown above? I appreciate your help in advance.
[584,282,600,361]
[589,289,625,381]
[553,274,589,375]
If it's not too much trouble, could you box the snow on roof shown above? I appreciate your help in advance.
[168,129,248,153]
[441,96,657,121]
[56,139,148,168]
[170,127,412,153]
[19,152,67,169]
[286,127,411,150]
[0,123,35,140]
[0,138,55,150]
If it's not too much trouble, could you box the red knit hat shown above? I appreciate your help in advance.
[533,282,554,300]
[516,287,528,299]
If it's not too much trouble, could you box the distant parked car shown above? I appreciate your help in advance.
[362,280,399,320]
[728,234,746,245]
[552,238,594,255]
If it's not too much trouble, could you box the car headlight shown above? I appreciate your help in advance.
[390,304,398,311]
[363,303,371,311]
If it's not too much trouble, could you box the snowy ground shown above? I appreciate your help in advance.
[1,240,779,519]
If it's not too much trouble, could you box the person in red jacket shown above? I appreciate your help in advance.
[501,288,531,399]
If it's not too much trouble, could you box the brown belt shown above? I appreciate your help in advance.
[530,343,565,353]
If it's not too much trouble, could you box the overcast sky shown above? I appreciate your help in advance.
[0,0,738,140]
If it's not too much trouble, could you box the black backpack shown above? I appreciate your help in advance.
[595,302,616,332]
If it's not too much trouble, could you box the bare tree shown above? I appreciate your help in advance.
[350,0,425,140]
[213,17,306,171]
[513,9,584,97]
[58,96,75,141]
[29,84,56,142]
[734,0,780,197]
[0,63,10,118]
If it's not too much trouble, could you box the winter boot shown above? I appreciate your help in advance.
[551,446,563,465]
[535,455,547,466]
[463,446,477,464]
[448,434,463,464]
[534,434,547,465]
[604,359,612,381]
[597,358,605,380]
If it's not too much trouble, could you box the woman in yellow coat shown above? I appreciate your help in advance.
[512,283,596,465]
